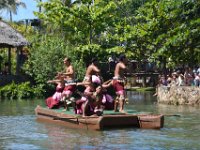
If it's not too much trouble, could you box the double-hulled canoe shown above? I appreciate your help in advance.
[35,105,164,130]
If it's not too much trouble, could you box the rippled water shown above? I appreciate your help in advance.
[0,92,200,150]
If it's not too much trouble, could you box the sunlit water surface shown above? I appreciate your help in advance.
[0,91,200,150]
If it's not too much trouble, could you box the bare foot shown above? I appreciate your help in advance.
[153,93,157,97]
[125,98,129,104]
[119,110,126,113]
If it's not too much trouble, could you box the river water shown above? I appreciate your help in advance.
[0,91,200,150]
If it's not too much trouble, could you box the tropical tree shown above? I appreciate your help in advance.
[0,0,9,12]
[101,0,151,58]
[1,0,26,22]
[35,0,148,63]
[34,0,200,74]
[125,0,200,68]
[36,0,115,63]
[24,34,85,92]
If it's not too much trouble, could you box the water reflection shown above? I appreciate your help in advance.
[127,91,157,104]
[39,122,105,149]
[0,92,200,150]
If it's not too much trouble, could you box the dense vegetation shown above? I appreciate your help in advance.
[35,0,200,65]
[0,82,43,100]
[0,0,200,99]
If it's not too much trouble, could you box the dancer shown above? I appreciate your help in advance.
[60,57,76,111]
[45,74,65,109]
[83,58,101,84]
[103,54,128,113]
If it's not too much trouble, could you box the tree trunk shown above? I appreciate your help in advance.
[9,11,12,22]
[39,0,42,12]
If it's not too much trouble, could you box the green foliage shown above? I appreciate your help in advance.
[76,44,109,64]
[35,0,130,61]
[10,22,35,38]
[0,82,43,100]
[24,34,85,88]
[126,0,200,67]
[0,48,17,74]
[0,49,8,70]
[2,0,200,100]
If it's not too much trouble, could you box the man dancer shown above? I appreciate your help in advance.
[60,57,76,111]
[103,54,128,112]
[83,57,101,84]
[112,54,128,112]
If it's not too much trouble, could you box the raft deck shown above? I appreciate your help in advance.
[35,105,164,130]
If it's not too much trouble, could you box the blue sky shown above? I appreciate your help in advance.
[1,0,77,21]
[1,0,47,21]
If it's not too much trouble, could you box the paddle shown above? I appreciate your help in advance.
[164,114,181,117]
[53,115,100,120]
[138,113,181,117]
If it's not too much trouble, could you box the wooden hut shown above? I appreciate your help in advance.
[0,20,29,86]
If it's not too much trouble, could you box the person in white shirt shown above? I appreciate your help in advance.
[194,72,200,87]
[177,74,185,86]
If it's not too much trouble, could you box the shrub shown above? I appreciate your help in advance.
[0,82,44,100]
[24,35,85,93]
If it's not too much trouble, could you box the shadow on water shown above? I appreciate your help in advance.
[0,91,200,150]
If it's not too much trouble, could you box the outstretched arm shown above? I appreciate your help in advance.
[47,79,60,84]
[63,81,91,87]
[102,79,113,88]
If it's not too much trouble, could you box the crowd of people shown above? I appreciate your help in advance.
[158,67,200,87]
[45,54,128,117]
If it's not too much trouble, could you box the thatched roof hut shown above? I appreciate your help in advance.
[0,20,29,47]
[0,20,29,77]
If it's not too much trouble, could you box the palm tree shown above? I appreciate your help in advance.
[0,0,9,19]
[1,0,26,22]
[39,0,42,13]
[10,0,26,22]
[0,0,9,10]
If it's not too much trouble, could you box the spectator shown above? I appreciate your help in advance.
[177,74,185,86]
[194,73,200,87]
[197,66,200,74]
[170,72,178,86]
[184,67,194,86]
[159,75,168,86]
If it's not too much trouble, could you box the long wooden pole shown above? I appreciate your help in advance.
[8,47,11,74]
